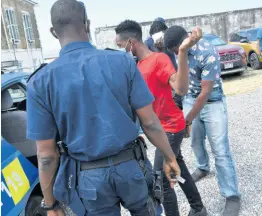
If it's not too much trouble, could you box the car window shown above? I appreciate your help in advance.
[246,29,258,41]
[230,33,241,42]
[7,84,26,103]
[229,33,235,42]
[239,31,248,39]
[204,37,226,46]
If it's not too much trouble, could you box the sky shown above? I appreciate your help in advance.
[34,0,262,58]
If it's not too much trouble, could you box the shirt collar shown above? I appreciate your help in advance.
[60,42,94,56]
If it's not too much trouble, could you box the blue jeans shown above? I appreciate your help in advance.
[77,159,154,216]
[183,96,240,198]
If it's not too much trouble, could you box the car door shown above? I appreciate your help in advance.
[246,29,261,55]
[1,77,39,216]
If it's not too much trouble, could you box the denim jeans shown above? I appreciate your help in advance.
[154,130,204,216]
[183,96,240,198]
[77,159,155,216]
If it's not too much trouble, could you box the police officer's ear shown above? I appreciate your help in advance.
[85,19,90,35]
[50,27,58,39]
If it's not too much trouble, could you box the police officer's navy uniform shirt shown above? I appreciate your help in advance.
[27,42,154,161]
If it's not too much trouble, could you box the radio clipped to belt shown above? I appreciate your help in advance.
[133,136,148,175]
[153,170,164,204]
[57,141,68,155]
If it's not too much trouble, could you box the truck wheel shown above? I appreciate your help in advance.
[25,196,46,216]
[249,53,261,70]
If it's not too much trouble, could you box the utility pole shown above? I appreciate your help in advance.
[12,40,17,61]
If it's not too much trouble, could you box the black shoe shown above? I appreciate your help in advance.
[191,169,210,182]
[223,196,241,216]
[188,207,208,216]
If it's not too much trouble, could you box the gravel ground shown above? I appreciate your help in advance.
[62,82,262,216]
[222,68,262,96]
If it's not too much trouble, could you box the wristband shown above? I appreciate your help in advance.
[41,199,59,211]
[186,121,192,126]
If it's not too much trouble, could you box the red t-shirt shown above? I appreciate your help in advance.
[137,52,185,133]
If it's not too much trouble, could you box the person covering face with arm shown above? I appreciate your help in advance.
[167,28,202,96]
[184,44,220,126]
[153,27,202,96]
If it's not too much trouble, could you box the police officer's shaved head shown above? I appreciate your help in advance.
[50,0,89,44]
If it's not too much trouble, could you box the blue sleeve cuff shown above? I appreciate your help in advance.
[27,130,57,141]
[132,95,154,110]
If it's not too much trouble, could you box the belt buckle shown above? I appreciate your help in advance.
[57,141,66,155]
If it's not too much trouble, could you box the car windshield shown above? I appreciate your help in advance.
[246,29,258,41]
[204,36,227,46]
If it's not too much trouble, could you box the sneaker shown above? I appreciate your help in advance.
[188,207,208,216]
[191,169,210,182]
[223,196,241,216]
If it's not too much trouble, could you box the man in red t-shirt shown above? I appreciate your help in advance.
[115,20,207,216]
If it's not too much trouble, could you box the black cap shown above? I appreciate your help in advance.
[164,25,188,49]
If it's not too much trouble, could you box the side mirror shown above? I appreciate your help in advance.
[240,38,249,43]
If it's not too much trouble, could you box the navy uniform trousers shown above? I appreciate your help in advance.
[77,158,154,216]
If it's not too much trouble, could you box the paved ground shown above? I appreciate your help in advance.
[63,69,262,216]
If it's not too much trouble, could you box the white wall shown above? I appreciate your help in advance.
[95,8,262,49]
[1,48,43,72]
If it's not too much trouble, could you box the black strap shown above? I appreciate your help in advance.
[80,148,136,171]
[27,63,48,83]
[80,141,140,171]
[128,77,137,123]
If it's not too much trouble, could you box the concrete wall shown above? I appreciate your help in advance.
[1,49,43,72]
[1,0,43,71]
[95,7,262,49]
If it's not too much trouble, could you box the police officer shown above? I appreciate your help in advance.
[26,1,181,216]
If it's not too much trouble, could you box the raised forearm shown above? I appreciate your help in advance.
[186,92,209,124]
[141,113,176,162]
[172,50,189,96]
[37,151,59,205]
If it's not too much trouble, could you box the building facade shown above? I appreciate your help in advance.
[1,0,43,72]
[95,7,262,49]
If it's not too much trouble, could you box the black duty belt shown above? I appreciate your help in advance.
[80,140,144,171]
[206,99,222,104]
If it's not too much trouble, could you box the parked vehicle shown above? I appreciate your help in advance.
[1,71,46,216]
[203,34,247,75]
[229,28,262,70]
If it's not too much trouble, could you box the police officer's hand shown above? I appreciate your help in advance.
[163,158,181,188]
[179,27,203,51]
[47,209,65,216]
